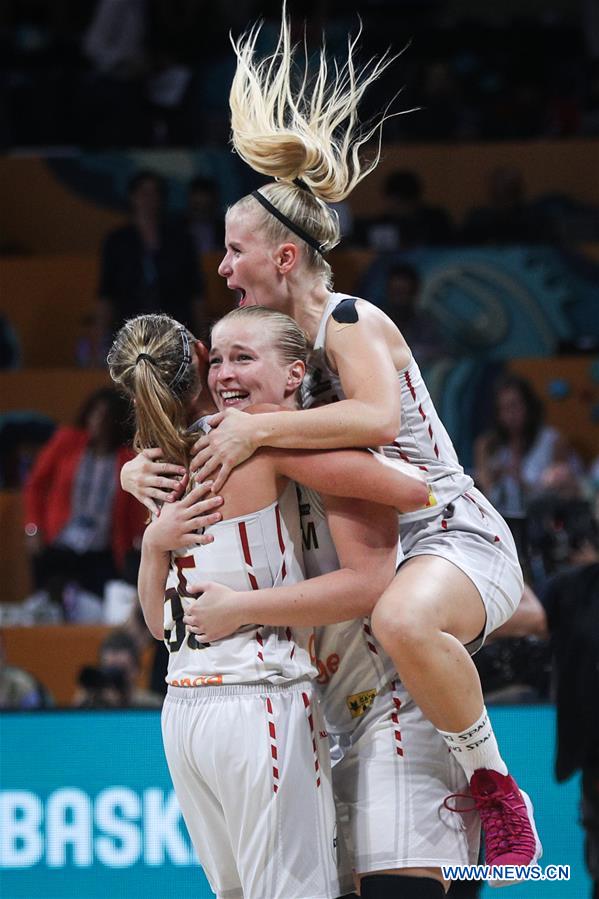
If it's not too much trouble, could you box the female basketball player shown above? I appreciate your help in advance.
[109,310,428,899]
[177,305,481,899]
[187,9,541,876]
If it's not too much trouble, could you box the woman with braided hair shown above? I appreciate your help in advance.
[184,10,542,895]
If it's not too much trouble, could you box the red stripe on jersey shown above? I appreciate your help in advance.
[274,504,285,553]
[274,504,287,580]
[404,370,417,401]
[392,440,429,471]
[256,629,265,663]
[363,619,379,655]
[238,521,259,590]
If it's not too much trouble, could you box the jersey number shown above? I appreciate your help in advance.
[164,556,208,653]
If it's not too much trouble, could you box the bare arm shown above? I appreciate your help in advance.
[138,532,170,640]
[183,496,399,641]
[193,303,407,489]
[485,584,549,642]
[270,446,429,512]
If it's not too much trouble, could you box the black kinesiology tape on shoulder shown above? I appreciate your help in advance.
[331,297,360,324]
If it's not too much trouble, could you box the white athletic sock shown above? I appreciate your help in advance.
[438,707,508,781]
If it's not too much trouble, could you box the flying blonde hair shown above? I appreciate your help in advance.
[228,3,408,284]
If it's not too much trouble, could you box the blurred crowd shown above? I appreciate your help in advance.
[1,0,599,148]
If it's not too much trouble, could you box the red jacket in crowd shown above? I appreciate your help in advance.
[24,427,146,570]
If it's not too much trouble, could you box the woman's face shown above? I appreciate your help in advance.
[208,319,303,412]
[497,387,527,435]
[86,399,112,443]
[218,209,286,311]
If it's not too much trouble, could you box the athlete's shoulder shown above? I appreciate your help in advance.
[330,296,360,324]
[326,296,389,345]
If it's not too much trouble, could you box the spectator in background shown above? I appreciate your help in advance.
[475,374,583,556]
[82,0,150,147]
[380,263,447,363]
[98,169,203,337]
[73,629,162,708]
[461,166,556,245]
[23,388,146,622]
[0,633,52,709]
[185,175,223,254]
[539,502,599,899]
[0,314,20,369]
[353,169,454,251]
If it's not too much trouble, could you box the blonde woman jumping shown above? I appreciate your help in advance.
[187,10,542,893]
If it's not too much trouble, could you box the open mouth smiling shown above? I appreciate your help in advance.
[219,389,250,407]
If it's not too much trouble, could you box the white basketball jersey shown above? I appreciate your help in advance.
[164,482,316,687]
[301,292,474,522]
[297,484,396,735]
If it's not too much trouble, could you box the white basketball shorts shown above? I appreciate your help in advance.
[401,486,524,648]
[161,681,343,899]
[332,680,480,877]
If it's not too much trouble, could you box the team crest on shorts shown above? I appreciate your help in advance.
[425,485,438,507]
[346,689,376,719]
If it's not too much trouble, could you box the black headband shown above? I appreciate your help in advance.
[251,190,326,256]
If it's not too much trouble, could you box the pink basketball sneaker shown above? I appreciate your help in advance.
[445,768,542,887]
[469,769,542,882]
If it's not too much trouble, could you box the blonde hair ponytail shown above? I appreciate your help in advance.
[107,314,199,468]
[228,5,407,282]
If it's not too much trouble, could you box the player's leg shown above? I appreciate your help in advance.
[334,685,479,898]
[219,684,344,899]
[370,494,540,869]
[161,691,243,899]
[372,553,495,759]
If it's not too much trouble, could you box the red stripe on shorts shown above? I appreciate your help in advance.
[302,692,321,788]
[390,680,404,757]
[264,696,279,793]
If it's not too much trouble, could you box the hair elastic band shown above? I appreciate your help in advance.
[169,327,192,389]
[251,190,326,256]
[135,352,155,365]
[293,176,312,193]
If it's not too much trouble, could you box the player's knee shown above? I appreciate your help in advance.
[371,597,431,653]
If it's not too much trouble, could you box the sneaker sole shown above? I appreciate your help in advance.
[489,791,543,888]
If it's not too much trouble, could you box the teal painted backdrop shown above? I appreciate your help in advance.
[0,706,590,898]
